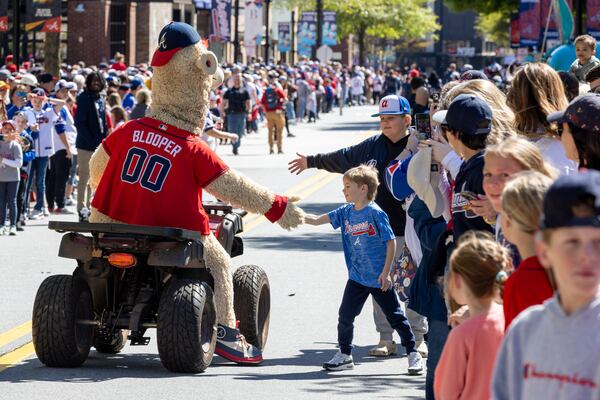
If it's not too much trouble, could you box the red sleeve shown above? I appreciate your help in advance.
[502,275,518,329]
[277,87,287,100]
[106,110,113,129]
[101,123,122,156]
[193,140,230,187]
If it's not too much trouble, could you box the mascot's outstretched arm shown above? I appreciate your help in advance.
[205,170,305,230]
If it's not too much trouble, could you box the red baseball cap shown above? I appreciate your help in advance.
[151,22,201,67]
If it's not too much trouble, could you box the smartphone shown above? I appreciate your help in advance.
[460,191,479,201]
[414,113,431,140]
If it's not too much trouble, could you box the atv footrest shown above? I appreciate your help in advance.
[129,335,151,345]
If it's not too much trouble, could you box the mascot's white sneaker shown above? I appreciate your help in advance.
[215,324,263,365]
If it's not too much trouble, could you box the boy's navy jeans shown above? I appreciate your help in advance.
[338,279,416,355]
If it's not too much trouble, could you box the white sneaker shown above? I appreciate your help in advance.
[8,225,17,236]
[323,351,354,371]
[407,351,424,375]
[29,209,43,219]
[43,208,50,216]
[0,226,6,236]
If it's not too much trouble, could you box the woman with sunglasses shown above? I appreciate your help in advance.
[548,93,600,171]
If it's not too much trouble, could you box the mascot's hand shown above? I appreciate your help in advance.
[276,196,305,231]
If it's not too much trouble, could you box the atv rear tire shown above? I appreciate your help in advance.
[32,275,94,367]
[94,329,128,354]
[233,265,270,350]
[157,280,217,373]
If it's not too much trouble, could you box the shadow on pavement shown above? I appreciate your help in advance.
[299,202,344,215]
[244,232,341,253]
[319,121,380,132]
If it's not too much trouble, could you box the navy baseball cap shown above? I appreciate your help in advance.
[460,70,488,81]
[432,94,492,136]
[547,93,600,132]
[151,22,201,67]
[371,95,411,117]
[541,170,600,229]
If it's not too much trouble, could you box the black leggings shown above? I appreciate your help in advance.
[45,150,72,209]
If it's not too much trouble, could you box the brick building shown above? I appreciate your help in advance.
[67,0,209,66]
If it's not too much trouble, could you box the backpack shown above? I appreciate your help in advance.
[265,86,279,110]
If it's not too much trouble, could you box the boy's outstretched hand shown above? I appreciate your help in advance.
[378,272,393,291]
[288,153,308,175]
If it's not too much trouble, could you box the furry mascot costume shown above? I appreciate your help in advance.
[88,22,304,364]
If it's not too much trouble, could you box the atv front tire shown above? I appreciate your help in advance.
[32,275,94,367]
[233,265,271,350]
[157,279,217,373]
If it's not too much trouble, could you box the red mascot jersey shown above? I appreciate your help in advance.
[91,117,229,235]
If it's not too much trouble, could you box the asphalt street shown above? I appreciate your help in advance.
[0,105,426,399]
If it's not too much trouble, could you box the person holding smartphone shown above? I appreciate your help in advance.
[7,84,30,119]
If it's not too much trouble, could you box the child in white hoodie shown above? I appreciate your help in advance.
[492,170,600,400]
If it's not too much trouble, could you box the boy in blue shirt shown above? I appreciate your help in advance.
[305,165,423,373]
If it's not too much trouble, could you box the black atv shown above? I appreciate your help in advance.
[32,202,270,373]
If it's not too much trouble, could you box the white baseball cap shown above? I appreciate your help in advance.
[371,95,411,117]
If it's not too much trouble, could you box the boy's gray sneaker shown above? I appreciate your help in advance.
[407,351,424,375]
[0,226,6,236]
[8,225,17,236]
[323,351,354,371]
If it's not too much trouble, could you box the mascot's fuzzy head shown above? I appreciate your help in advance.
[148,22,224,135]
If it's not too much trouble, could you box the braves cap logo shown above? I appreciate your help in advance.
[159,33,168,50]
[217,326,226,339]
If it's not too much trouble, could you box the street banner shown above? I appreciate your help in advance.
[278,22,291,53]
[510,13,520,48]
[210,0,232,42]
[243,0,263,52]
[25,0,61,32]
[298,11,317,48]
[298,43,311,58]
[587,0,600,41]
[322,11,337,46]
[519,0,541,47]
[0,0,8,33]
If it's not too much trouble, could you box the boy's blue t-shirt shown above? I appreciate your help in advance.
[328,202,395,288]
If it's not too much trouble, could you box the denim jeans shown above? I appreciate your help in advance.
[338,279,416,355]
[425,319,450,400]
[227,113,246,152]
[0,181,18,226]
[26,156,49,212]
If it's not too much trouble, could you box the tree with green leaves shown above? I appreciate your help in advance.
[274,0,439,64]
[445,0,518,47]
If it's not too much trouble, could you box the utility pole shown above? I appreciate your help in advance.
[575,0,584,36]
[234,0,240,62]
[291,10,295,65]
[264,0,270,62]
[12,0,19,64]
[312,0,323,59]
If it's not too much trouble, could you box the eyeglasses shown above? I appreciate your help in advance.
[590,85,600,94]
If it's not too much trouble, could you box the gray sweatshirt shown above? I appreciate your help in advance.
[0,139,23,182]
[492,296,600,400]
